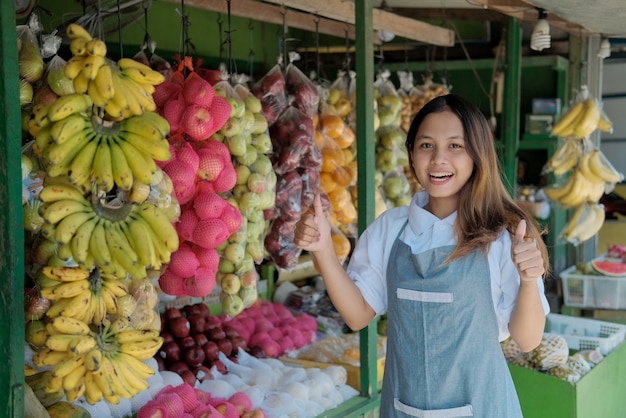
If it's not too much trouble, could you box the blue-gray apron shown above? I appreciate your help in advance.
[380,222,522,417]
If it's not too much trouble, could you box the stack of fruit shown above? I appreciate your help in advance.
[17,26,45,107]
[543,91,623,245]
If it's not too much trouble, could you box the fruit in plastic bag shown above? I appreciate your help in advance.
[526,333,569,370]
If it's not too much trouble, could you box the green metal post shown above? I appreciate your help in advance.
[355,0,379,399]
[0,2,26,417]
[502,16,522,196]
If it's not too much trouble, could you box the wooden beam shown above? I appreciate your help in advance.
[262,0,455,46]
[160,0,381,44]
[393,7,507,22]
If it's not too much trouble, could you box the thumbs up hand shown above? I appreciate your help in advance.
[512,220,545,282]
[294,194,331,253]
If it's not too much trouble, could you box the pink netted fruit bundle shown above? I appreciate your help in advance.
[196,148,225,181]
[192,244,220,273]
[163,160,197,205]
[220,202,243,234]
[167,242,200,278]
[191,218,230,249]
[183,268,216,297]
[194,189,227,220]
[175,208,199,242]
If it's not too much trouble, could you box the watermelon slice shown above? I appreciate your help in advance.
[591,259,626,277]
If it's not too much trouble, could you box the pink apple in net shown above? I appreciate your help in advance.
[167,242,200,278]
[181,104,214,141]
[200,139,231,162]
[192,245,220,272]
[209,95,233,133]
[153,80,182,109]
[220,203,243,234]
[183,72,215,108]
[196,148,225,181]
[183,267,216,297]
[175,141,200,172]
[192,218,230,249]
[161,91,186,133]
[212,164,237,193]
[194,189,227,220]
[175,208,199,242]
[220,273,241,294]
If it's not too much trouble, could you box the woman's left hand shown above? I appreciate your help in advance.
[511,220,545,282]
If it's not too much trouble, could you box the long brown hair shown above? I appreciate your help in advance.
[406,94,550,275]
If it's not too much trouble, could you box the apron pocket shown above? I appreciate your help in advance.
[393,398,473,418]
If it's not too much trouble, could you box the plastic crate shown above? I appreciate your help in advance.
[545,313,626,354]
[559,264,626,310]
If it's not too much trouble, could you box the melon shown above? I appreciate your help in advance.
[591,260,626,277]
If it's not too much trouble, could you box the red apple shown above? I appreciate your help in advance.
[193,365,213,382]
[222,325,240,339]
[168,361,190,375]
[216,338,233,357]
[164,307,182,321]
[161,332,175,345]
[203,315,221,332]
[168,316,190,339]
[183,345,206,368]
[188,314,206,335]
[178,336,196,351]
[179,369,197,386]
[202,340,220,362]
[159,341,181,364]
[183,304,202,318]
[195,302,211,318]
[230,336,248,354]
[249,346,266,359]
[193,333,209,347]
[154,355,166,372]
[207,326,226,341]
[209,359,227,375]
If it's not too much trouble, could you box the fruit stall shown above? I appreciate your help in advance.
[2,1,626,417]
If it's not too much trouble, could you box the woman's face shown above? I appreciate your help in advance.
[411,110,474,204]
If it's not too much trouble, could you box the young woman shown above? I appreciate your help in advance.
[294,94,550,417]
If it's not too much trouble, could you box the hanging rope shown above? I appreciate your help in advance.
[117,0,124,57]
[217,14,225,64]
[223,0,237,75]
[280,6,288,67]
[248,20,256,81]
[142,0,153,56]
[313,14,321,80]
[342,24,351,72]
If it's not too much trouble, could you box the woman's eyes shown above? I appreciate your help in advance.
[417,142,463,149]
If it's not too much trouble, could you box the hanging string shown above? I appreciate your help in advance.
[342,24,351,72]
[117,0,124,58]
[176,0,194,78]
[280,6,288,67]
[223,0,237,75]
[142,0,152,56]
[313,14,321,81]
[248,20,256,82]
[217,14,224,64]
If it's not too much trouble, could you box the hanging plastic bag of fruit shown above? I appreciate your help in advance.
[551,85,609,139]
[322,70,352,119]
[285,51,320,119]
[251,63,288,126]
[380,168,413,208]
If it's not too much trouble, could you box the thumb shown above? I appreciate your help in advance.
[313,193,324,217]
[514,219,527,244]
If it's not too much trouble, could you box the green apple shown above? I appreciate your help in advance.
[221,292,244,317]
[227,96,246,119]
[246,209,264,224]
[239,286,259,307]
[382,176,409,199]
[251,154,273,176]
[247,172,267,193]
[219,258,236,274]
[226,133,248,156]
[244,95,262,113]
[229,227,248,244]
[220,272,241,294]
[379,93,403,115]
[246,240,265,262]
[237,253,255,274]
[235,165,251,185]
[224,242,245,264]
[327,88,342,105]
[251,133,272,154]
[221,118,243,137]
[251,113,269,135]
[380,129,405,150]
[236,145,258,166]
[376,149,398,172]
[238,192,261,215]
[211,132,225,143]
[233,184,249,200]
[258,190,276,210]
[397,148,409,167]
[240,110,255,132]
[246,219,266,240]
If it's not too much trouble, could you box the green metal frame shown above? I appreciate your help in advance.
[1,1,26,417]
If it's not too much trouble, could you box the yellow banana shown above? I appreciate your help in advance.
[113,355,149,391]
[128,216,158,269]
[115,351,155,380]
[52,355,85,379]
[73,70,91,95]
[573,98,601,138]
[42,266,90,282]
[588,149,624,183]
[64,379,87,402]
[44,375,64,394]
[551,100,586,137]
[48,94,90,122]
[546,138,581,175]
[92,136,115,192]
[60,289,92,319]
[108,136,134,191]
[110,71,132,112]
[84,371,103,404]
[577,203,606,243]
[68,334,97,355]
[49,316,91,335]
[45,334,80,352]
[108,315,131,334]
[64,56,86,80]
[70,37,89,57]
[130,213,171,264]
[56,242,74,261]
[106,356,136,398]
[101,277,129,297]
[115,329,160,344]
[120,65,165,86]
[84,348,103,372]
[41,198,90,225]
[103,99,126,120]
[117,57,153,72]
[598,114,613,132]
[130,111,170,137]
[100,285,119,315]
[44,298,71,318]
[105,221,145,279]
[116,137,157,184]
[70,216,98,266]
[34,125,54,155]
[563,203,596,243]
[50,114,88,144]
[32,348,70,367]
[67,135,99,187]
[91,360,116,398]
[41,279,91,301]
[82,54,106,81]
[39,184,88,204]
[136,203,179,252]
[94,62,115,101]
[119,76,149,115]
[86,38,107,57]
[87,78,109,108]
[54,210,96,245]
[119,131,171,162]
[118,337,163,360]
[558,170,591,208]
[579,150,605,184]
[45,128,92,169]
[89,219,112,267]
[67,23,92,41]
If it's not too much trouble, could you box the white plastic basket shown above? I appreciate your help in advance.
[560,264,626,309]
[545,313,626,354]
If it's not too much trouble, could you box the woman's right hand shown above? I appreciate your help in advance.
[294,194,331,253]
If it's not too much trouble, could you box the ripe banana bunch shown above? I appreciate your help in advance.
[579,148,624,184]
[63,23,164,120]
[544,138,582,176]
[38,266,129,326]
[32,314,160,404]
[561,202,606,245]
[551,97,612,138]
[543,168,606,208]
[38,183,179,278]
[38,101,171,191]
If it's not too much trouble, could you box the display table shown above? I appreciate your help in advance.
[510,340,626,418]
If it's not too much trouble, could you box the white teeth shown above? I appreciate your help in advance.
[429,172,452,178]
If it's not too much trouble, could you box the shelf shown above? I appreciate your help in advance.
[519,134,559,150]
[315,395,381,418]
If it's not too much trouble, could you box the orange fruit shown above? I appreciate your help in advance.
[332,232,352,259]
[321,146,346,173]
[320,172,337,192]
[335,97,352,117]
[334,125,355,149]
[331,165,354,188]
[329,188,351,212]
[342,148,355,164]
[336,202,357,224]
[314,130,325,148]
[321,114,345,138]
